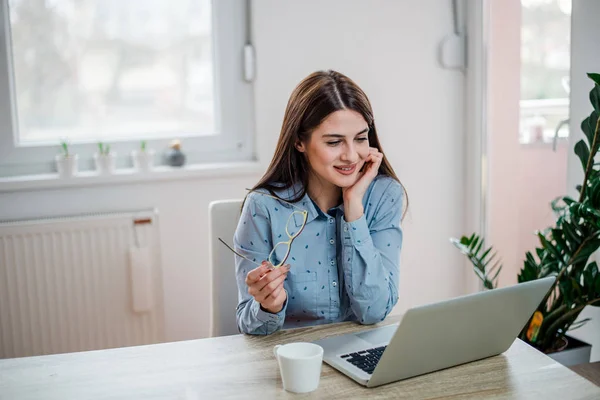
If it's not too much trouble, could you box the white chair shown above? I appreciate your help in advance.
[208,199,243,337]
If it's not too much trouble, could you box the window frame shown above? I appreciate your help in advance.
[0,0,255,177]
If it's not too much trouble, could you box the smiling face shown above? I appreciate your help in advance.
[296,109,370,189]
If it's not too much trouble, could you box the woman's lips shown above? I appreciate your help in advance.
[334,164,357,175]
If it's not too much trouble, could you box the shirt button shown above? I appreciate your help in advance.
[332,281,337,287]
[329,239,334,245]
[330,260,335,266]
[329,219,334,224]
[344,226,348,232]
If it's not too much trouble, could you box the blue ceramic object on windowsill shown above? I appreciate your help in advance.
[165,139,186,167]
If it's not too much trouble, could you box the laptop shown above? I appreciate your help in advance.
[312,276,555,388]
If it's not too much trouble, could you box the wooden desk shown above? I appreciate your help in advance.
[1,316,599,399]
[570,362,600,387]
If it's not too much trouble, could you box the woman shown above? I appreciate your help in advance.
[232,70,407,335]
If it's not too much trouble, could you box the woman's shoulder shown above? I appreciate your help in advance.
[367,175,404,214]
[244,190,270,209]
[370,175,404,199]
[245,182,303,209]
[250,182,303,202]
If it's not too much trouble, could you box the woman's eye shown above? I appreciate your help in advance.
[356,138,368,142]
[327,141,341,146]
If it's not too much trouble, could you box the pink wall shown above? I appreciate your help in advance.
[488,0,522,288]
[488,0,569,287]
[513,143,569,285]
[493,142,569,287]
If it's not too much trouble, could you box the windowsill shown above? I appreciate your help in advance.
[0,161,263,193]
[519,139,570,148]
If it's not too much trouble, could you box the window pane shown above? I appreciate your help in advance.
[8,0,214,144]
[519,0,571,144]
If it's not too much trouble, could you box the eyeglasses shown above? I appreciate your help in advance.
[218,190,309,269]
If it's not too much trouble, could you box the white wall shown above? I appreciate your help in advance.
[0,0,468,342]
[253,0,468,313]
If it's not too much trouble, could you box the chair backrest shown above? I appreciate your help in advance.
[208,199,243,337]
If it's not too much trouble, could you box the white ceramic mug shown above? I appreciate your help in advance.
[273,342,324,393]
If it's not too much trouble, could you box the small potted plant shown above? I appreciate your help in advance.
[55,139,78,178]
[94,141,116,175]
[131,140,155,173]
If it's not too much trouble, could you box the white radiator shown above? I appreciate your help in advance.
[0,210,165,358]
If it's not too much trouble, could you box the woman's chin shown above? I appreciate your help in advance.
[330,172,359,188]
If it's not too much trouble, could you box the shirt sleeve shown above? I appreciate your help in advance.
[233,193,288,335]
[340,180,403,324]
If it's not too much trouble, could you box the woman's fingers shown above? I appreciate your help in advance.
[365,148,383,164]
[247,264,289,299]
[264,282,284,303]
[255,264,289,292]
[262,284,287,309]
[245,263,271,286]
[364,152,382,176]
[255,273,287,302]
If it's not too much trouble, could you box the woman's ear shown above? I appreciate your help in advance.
[295,140,306,153]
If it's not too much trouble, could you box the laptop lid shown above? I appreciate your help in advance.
[367,276,555,387]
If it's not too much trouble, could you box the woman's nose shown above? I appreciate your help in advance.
[340,147,353,161]
[340,143,359,162]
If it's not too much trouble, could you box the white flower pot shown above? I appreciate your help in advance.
[94,153,117,175]
[131,149,155,173]
[55,154,79,178]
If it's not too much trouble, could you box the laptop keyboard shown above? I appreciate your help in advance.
[340,345,387,375]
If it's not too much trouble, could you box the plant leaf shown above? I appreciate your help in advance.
[574,139,590,172]
[570,238,600,265]
[569,318,591,331]
[538,232,562,263]
[591,84,600,113]
[562,222,581,247]
[552,229,569,253]
[452,234,500,289]
[490,262,502,281]
[588,72,600,87]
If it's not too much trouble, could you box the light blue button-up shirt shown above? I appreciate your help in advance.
[233,175,403,335]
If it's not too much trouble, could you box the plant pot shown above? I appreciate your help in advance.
[165,147,186,167]
[94,153,117,175]
[131,149,155,173]
[55,154,78,178]
[546,335,592,367]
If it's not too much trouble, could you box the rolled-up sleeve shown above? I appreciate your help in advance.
[233,194,287,335]
[340,181,403,324]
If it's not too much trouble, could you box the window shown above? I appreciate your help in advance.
[0,0,254,177]
[519,0,571,145]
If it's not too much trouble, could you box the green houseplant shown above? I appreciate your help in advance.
[131,140,155,172]
[452,73,600,354]
[94,141,116,175]
[55,139,78,178]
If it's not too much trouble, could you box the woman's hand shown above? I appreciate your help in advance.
[245,261,290,313]
[342,147,384,222]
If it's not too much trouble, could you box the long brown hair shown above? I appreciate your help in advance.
[251,70,408,214]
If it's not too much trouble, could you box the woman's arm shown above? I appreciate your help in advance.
[341,180,403,324]
[234,194,288,335]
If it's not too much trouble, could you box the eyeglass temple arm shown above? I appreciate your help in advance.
[218,238,262,266]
